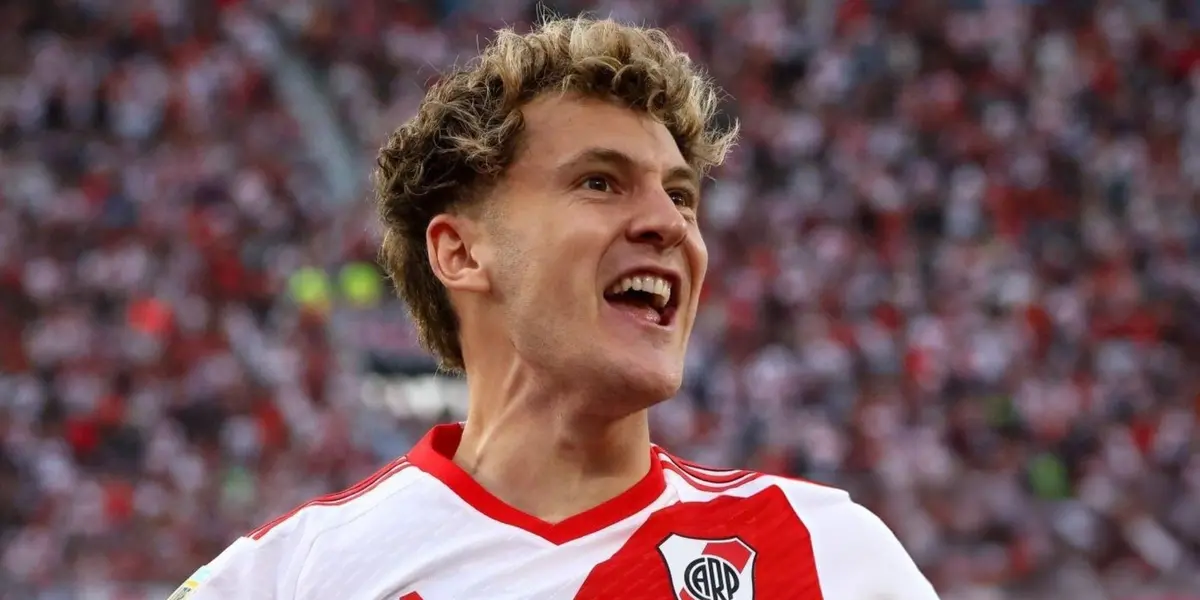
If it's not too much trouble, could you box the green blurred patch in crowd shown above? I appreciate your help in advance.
[287,262,383,311]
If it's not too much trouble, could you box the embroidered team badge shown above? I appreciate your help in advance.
[657,534,757,600]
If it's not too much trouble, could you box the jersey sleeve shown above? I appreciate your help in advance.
[167,529,309,600]
[844,502,940,599]
[779,481,940,600]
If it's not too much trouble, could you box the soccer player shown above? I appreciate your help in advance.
[171,16,940,600]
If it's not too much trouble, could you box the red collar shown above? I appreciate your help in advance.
[407,423,666,545]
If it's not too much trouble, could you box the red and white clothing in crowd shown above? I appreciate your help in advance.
[172,424,939,599]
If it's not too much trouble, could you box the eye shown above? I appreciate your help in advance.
[582,175,613,193]
[668,189,695,207]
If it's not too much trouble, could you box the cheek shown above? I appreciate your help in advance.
[511,234,581,299]
[688,233,709,288]
[489,231,535,297]
[543,224,611,308]
[545,219,609,261]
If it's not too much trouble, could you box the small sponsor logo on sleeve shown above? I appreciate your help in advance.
[167,565,213,600]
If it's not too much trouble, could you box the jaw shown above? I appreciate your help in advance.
[593,305,687,400]
[473,337,683,420]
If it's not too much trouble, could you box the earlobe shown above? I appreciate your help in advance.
[427,214,491,294]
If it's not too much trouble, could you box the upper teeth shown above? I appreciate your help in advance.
[608,274,672,309]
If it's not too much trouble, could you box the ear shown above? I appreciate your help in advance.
[427,213,490,294]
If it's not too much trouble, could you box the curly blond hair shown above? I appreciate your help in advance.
[373,16,738,372]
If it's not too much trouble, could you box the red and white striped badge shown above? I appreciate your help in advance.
[656,534,757,600]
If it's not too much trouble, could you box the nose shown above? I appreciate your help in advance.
[626,188,688,251]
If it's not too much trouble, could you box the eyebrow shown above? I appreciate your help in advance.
[556,146,700,189]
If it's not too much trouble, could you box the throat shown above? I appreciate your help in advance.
[454,414,654,524]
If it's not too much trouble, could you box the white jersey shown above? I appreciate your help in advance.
[171,424,938,600]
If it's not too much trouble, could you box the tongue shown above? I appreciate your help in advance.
[607,296,661,325]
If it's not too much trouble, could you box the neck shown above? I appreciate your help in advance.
[453,359,653,524]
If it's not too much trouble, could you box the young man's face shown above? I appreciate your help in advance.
[482,93,708,409]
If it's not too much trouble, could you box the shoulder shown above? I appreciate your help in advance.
[799,499,940,598]
[246,456,421,544]
[654,447,849,506]
[654,449,939,599]
[175,456,425,600]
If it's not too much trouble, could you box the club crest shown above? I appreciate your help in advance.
[657,534,756,600]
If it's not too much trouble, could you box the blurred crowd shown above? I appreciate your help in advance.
[1,0,1199,598]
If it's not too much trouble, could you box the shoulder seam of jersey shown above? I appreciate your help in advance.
[655,450,851,500]
[655,449,749,476]
[660,447,847,491]
[656,452,765,492]
[292,465,432,596]
[249,457,420,541]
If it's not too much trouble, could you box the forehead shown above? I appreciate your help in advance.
[513,93,688,175]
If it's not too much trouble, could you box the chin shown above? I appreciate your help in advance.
[595,353,683,413]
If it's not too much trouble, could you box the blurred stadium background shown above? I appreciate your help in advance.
[2,0,1199,598]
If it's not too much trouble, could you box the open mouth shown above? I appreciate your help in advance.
[603,271,680,327]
